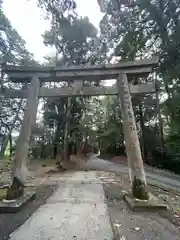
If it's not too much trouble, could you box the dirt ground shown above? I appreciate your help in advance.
[97,171,180,240]
[0,159,61,240]
[0,154,88,189]
[0,158,59,184]
[1,159,180,239]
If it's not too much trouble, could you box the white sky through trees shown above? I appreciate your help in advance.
[2,0,105,132]
[3,0,103,62]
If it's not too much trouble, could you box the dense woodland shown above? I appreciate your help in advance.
[1,0,180,173]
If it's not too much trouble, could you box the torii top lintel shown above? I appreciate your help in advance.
[3,57,159,83]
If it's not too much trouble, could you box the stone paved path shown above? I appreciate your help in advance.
[9,171,113,240]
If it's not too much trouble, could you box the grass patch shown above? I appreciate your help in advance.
[0,188,8,200]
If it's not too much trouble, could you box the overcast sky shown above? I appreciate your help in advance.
[3,0,103,62]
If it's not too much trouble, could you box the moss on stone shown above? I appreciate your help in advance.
[132,176,148,200]
[6,177,24,200]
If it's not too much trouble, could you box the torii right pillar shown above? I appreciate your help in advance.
[117,73,148,200]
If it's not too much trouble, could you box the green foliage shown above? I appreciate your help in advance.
[39,2,102,158]
[0,9,35,65]
[95,0,180,172]
[0,7,37,158]
[153,134,180,174]
[43,16,97,64]
[37,0,77,15]
[95,95,125,155]
[2,0,180,174]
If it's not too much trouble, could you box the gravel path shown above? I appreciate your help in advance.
[83,157,180,193]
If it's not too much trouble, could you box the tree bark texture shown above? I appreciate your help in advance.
[117,73,148,200]
[155,78,164,165]
[9,133,13,159]
[52,122,61,159]
[139,104,147,163]
[63,97,72,160]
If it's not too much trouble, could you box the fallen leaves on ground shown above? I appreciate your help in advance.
[97,171,180,228]
[148,185,180,226]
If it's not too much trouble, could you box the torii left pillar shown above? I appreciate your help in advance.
[6,77,40,200]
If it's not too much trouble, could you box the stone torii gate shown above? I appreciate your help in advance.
[1,57,158,200]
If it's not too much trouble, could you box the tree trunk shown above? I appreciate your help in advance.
[139,104,147,163]
[9,133,13,159]
[117,74,148,200]
[0,65,4,116]
[63,97,72,160]
[52,121,61,159]
[155,79,164,165]
[97,139,101,156]
[6,77,40,200]
[40,136,45,159]
[0,136,8,160]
